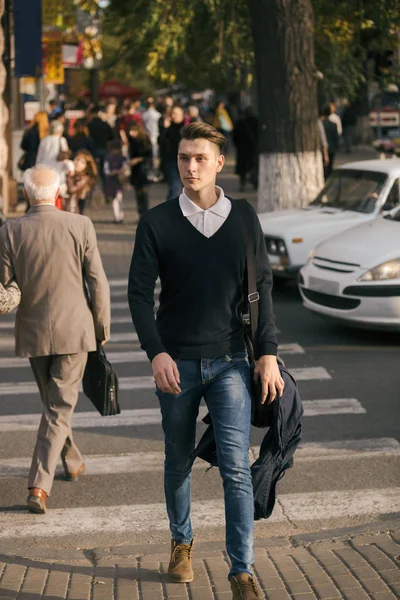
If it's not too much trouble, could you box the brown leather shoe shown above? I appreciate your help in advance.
[63,462,85,482]
[231,573,263,599]
[27,488,47,514]
[168,539,194,583]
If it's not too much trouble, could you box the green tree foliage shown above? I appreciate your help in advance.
[103,0,253,90]
[103,0,400,97]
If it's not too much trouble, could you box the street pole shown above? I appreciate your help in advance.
[90,68,98,104]
[0,0,10,215]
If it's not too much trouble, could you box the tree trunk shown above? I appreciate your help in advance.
[248,0,323,212]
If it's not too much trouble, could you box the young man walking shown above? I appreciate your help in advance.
[128,122,283,599]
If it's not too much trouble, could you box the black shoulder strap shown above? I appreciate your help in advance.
[237,199,259,358]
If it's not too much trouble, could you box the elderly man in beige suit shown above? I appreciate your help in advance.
[0,165,110,513]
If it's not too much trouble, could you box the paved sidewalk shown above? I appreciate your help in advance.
[0,523,399,599]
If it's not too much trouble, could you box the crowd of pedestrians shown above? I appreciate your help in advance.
[17,95,263,220]
[18,92,353,220]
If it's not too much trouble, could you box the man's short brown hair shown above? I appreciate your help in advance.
[180,122,226,153]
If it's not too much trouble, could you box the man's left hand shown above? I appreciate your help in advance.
[254,355,284,405]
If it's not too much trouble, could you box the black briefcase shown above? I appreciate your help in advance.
[82,344,120,416]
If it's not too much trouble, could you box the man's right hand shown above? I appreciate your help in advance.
[152,352,181,394]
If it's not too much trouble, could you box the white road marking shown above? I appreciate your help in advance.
[0,344,305,369]
[303,398,366,416]
[0,367,331,395]
[108,278,128,287]
[112,301,159,311]
[291,367,331,381]
[1,438,397,478]
[0,322,14,330]
[110,332,138,343]
[112,287,161,298]
[111,316,134,324]
[0,400,365,431]
[294,438,400,461]
[279,343,304,355]
[0,488,398,539]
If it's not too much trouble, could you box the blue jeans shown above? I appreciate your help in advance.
[156,352,254,578]
[165,161,183,201]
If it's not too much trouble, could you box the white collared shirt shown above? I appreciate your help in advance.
[179,186,231,238]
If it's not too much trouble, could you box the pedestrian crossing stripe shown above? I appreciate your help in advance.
[0,344,306,369]
[0,488,399,539]
[0,438,397,478]
[0,367,331,396]
[0,400,366,431]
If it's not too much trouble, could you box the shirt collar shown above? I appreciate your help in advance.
[179,186,230,217]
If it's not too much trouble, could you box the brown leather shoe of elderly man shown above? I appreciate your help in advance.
[27,488,48,514]
[231,573,263,599]
[168,539,194,583]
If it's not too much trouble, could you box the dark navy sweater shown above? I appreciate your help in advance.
[128,198,277,361]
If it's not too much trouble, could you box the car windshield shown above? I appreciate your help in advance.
[309,170,387,214]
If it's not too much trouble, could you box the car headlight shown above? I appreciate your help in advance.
[265,237,287,256]
[358,258,400,281]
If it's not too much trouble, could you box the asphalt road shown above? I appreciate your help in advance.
[0,155,399,555]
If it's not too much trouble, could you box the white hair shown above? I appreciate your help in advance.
[23,165,60,204]
[50,120,64,134]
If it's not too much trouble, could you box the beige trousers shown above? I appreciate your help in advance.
[28,353,88,494]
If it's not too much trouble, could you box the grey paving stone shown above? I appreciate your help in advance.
[18,571,47,598]
[189,586,214,600]
[43,570,70,599]
[362,578,391,594]
[312,583,342,599]
[260,576,285,590]
[342,588,370,600]
[273,568,305,582]
[380,569,400,584]
[93,579,115,599]
[285,579,313,595]
[0,564,26,594]
[375,541,400,559]
[352,534,393,547]
[140,592,165,600]
[370,593,397,600]
[263,590,291,600]
[188,575,210,587]
[212,577,231,593]
[351,565,380,580]
[296,567,331,586]
[68,572,92,600]
[328,574,360,590]
[354,546,396,572]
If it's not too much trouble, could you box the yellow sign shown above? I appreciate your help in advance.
[43,0,76,29]
[43,31,65,85]
[42,0,59,27]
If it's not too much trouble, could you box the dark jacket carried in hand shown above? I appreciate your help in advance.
[191,364,303,520]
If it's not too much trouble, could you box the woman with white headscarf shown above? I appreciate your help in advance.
[36,120,74,199]
[0,214,21,314]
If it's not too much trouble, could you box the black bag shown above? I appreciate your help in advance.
[17,152,29,172]
[240,200,277,428]
[82,344,120,416]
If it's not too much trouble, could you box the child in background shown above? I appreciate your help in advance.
[104,139,126,224]
[66,150,98,214]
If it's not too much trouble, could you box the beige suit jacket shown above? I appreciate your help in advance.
[0,205,110,357]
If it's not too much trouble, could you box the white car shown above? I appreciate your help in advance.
[259,159,400,279]
[299,205,400,331]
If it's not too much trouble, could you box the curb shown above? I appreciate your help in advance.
[0,519,399,564]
